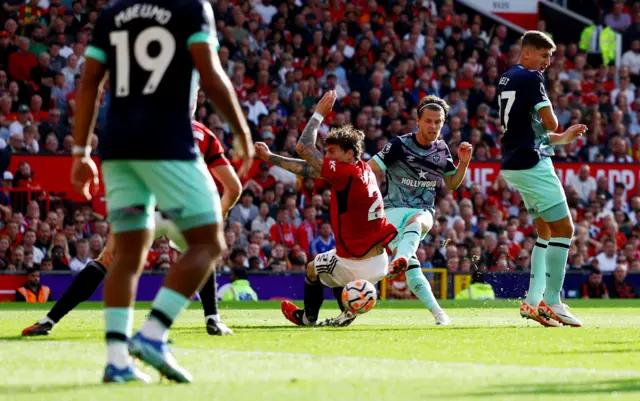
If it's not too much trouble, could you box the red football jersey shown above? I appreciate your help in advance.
[191,121,230,169]
[321,158,397,258]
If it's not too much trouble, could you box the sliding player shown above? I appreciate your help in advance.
[256,91,397,327]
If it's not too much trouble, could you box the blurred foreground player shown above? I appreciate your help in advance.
[71,0,253,383]
[256,91,397,327]
[23,116,241,337]
[498,30,586,327]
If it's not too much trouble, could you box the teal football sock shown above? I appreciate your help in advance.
[405,267,439,311]
[140,287,190,342]
[543,237,571,305]
[395,221,422,262]
[104,307,133,368]
[525,238,548,306]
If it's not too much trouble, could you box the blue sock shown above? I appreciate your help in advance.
[105,307,133,368]
[396,221,422,262]
[543,237,571,305]
[525,238,548,306]
[405,267,439,311]
[140,287,190,341]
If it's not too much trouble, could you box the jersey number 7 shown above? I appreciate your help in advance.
[110,27,176,97]
[498,90,516,133]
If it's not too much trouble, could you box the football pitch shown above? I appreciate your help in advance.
[1,300,639,401]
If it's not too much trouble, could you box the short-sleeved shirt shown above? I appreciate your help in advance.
[321,158,397,258]
[372,134,456,214]
[192,120,229,169]
[85,0,220,161]
[498,64,553,170]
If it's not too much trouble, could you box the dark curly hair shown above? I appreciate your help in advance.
[325,125,365,161]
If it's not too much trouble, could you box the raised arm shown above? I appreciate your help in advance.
[255,142,321,178]
[295,90,337,172]
[443,142,472,190]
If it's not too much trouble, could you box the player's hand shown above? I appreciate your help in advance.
[71,156,99,201]
[458,142,473,165]
[563,124,588,143]
[254,141,271,161]
[314,90,337,118]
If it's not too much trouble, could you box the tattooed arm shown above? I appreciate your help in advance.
[295,90,337,172]
[254,142,321,178]
[294,117,325,172]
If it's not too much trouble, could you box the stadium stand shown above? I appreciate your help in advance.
[0,0,638,300]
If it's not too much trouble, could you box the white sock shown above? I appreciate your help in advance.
[139,317,169,342]
[107,342,131,369]
[39,316,55,326]
[205,314,220,324]
[302,313,315,326]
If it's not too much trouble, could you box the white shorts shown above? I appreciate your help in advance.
[313,248,389,288]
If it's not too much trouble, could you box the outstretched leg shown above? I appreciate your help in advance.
[22,235,115,337]
[391,211,449,324]
[281,261,325,326]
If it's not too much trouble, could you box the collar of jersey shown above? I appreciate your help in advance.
[411,132,435,150]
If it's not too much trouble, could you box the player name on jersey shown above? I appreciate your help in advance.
[114,4,172,27]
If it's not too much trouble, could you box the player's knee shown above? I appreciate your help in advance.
[534,218,551,240]
[182,223,226,258]
[407,213,432,234]
[306,262,318,281]
[549,216,574,238]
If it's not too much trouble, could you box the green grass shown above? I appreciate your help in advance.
[1,300,640,400]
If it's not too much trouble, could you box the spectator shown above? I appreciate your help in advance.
[250,201,275,236]
[269,205,296,249]
[69,238,92,272]
[605,0,632,33]
[608,263,638,298]
[297,204,318,256]
[309,221,335,258]
[621,39,640,80]
[219,267,258,301]
[15,268,50,302]
[21,228,43,265]
[228,190,259,229]
[567,165,597,205]
[579,268,609,299]
[244,161,276,195]
[8,37,37,83]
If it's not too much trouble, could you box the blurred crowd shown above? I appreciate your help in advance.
[0,0,638,298]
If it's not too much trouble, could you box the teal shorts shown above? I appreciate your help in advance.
[385,207,433,267]
[501,157,569,222]
[102,158,222,234]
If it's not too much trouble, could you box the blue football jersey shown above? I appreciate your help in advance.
[85,0,219,161]
[497,65,553,170]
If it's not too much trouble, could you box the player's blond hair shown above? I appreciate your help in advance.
[326,125,365,161]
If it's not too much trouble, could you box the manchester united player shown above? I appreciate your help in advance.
[256,91,398,327]
[22,92,242,338]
